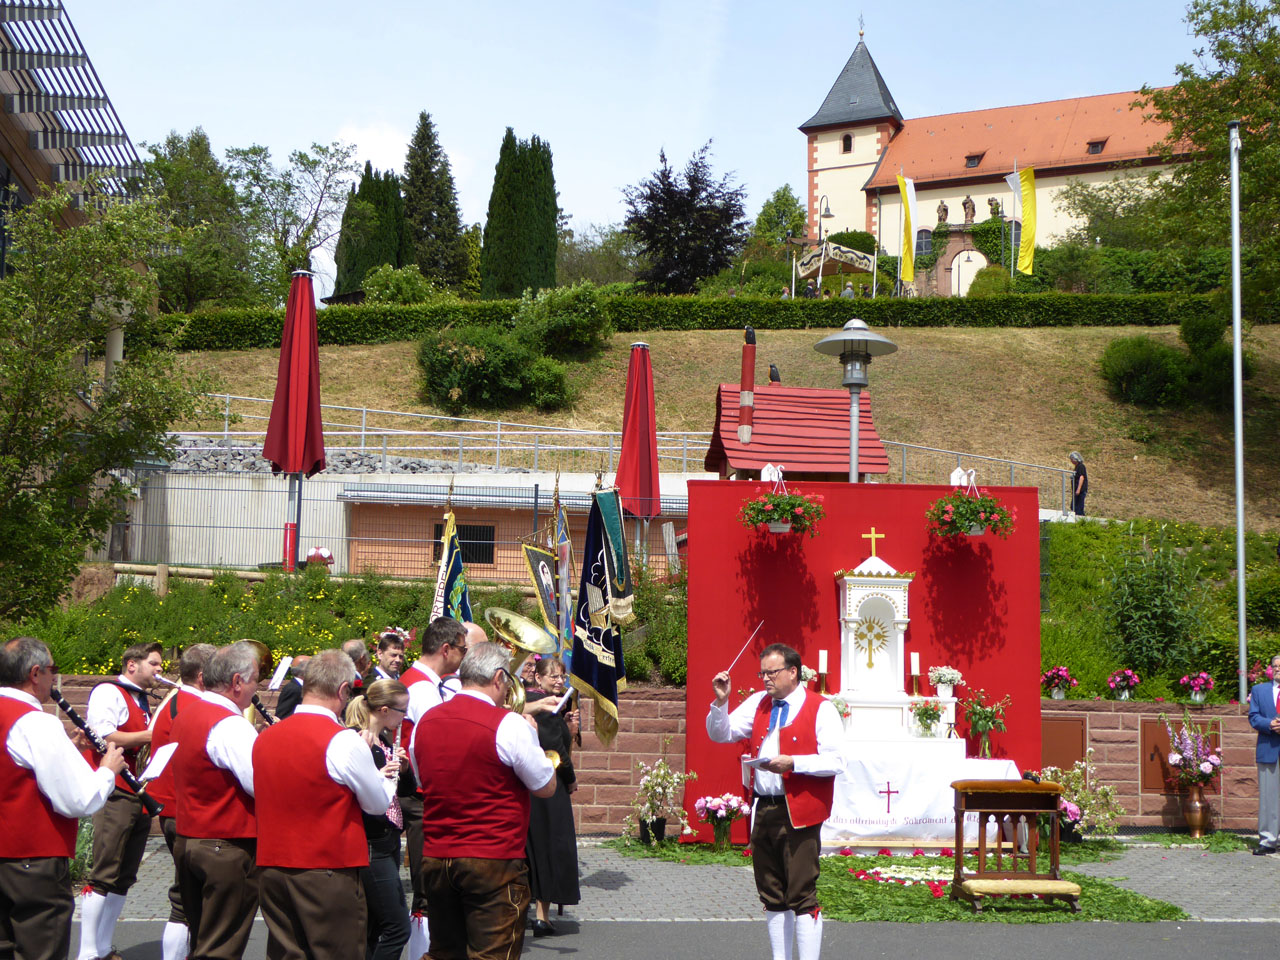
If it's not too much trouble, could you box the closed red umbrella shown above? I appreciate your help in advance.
[262,271,325,571]
[615,342,660,522]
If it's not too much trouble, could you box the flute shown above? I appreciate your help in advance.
[52,691,163,817]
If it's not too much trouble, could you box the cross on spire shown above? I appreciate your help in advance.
[861,526,884,557]
[858,13,865,38]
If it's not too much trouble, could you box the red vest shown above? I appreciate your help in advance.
[415,695,529,859]
[80,681,148,794]
[148,689,199,817]
[0,698,79,857]
[253,712,367,869]
[743,690,835,829]
[171,697,256,839]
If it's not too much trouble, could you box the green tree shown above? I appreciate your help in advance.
[361,263,441,304]
[623,143,748,294]
[0,185,211,621]
[143,128,261,312]
[226,140,359,302]
[333,162,411,295]
[556,222,643,286]
[460,223,482,299]
[402,112,469,289]
[750,184,807,245]
[480,128,558,299]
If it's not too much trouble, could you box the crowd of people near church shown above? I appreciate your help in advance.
[0,617,582,960]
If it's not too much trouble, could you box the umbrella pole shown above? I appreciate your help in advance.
[283,473,298,573]
[642,519,650,564]
[294,472,304,570]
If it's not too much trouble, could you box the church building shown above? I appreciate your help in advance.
[801,36,1181,295]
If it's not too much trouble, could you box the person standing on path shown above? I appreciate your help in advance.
[706,643,843,960]
[1248,653,1280,855]
[1069,452,1088,516]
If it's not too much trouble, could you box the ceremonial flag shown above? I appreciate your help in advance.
[896,174,920,282]
[1004,166,1036,274]
[595,489,635,624]
[556,504,573,662]
[571,496,627,745]
[431,511,472,622]
[522,543,559,639]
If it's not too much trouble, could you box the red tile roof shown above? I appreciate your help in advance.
[863,89,1172,191]
[704,384,889,476]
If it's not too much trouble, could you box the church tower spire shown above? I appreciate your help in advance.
[799,38,902,132]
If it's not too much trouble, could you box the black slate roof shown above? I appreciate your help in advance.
[799,41,903,132]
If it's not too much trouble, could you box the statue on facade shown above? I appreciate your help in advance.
[962,195,976,224]
[988,196,1002,218]
[936,200,948,224]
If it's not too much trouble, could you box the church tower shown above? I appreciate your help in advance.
[799,36,902,241]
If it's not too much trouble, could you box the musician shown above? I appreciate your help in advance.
[76,641,164,960]
[253,649,395,960]
[342,638,373,690]
[707,643,843,960]
[0,637,124,960]
[415,643,556,960]
[273,654,310,720]
[170,642,261,960]
[147,643,216,960]
[369,630,406,681]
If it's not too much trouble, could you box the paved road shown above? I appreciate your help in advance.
[72,840,1280,958]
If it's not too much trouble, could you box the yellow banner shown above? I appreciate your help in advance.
[897,174,917,282]
[1017,167,1035,274]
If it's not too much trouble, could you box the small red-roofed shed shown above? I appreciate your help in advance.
[704,384,889,481]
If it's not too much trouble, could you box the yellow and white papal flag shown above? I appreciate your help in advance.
[1004,167,1036,274]
[896,173,919,282]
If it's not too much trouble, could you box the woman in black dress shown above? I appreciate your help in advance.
[345,678,411,960]
[525,657,580,937]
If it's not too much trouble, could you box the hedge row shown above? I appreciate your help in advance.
[150,292,1229,353]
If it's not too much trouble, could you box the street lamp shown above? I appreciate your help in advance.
[817,195,835,244]
[814,318,898,482]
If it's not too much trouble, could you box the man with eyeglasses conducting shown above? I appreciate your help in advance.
[708,643,843,960]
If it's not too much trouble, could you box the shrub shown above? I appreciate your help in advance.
[362,263,446,305]
[1179,309,1230,354]
[513,281,611,359]
[826,230,875,254]
[626,565,688,685]
[1098,335,1190,406]
[1247,564,1280,629]
[525,355,575,411]
[418,324,570,414]
[1187,340,1255,409]
[966,266,1013,297]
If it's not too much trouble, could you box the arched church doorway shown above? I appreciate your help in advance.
[951,249,989,296]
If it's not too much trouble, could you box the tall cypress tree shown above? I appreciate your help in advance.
[402,111,468,289]
[333,162,411,295]
[480,127,558,299]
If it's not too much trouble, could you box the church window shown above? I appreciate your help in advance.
[1087,139,1107,154]
[965,153,984,168]
[841,134,853,153]
[915,229,932,256]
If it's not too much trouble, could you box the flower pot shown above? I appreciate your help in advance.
[1061,819,1083,844]
[936,683,953,700]
[1050,688,1066,700]
[639,817,667,845]
[916,723,935,738]
[1117,689,1130,701]
[766,521,793,533]
[966,523,987,536]
[978,732,993,758]
[711,820,733,852]
[1182,784,1209,838]
[1190,690,1207,703]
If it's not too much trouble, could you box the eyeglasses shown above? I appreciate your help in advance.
[757,667,791,680]
[387,705,408,716]
[495,668,514,686]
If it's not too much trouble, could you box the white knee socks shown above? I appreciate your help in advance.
[407,913,430,960]
[76,891,107,960]
[765,909,795,960]
[98,892,127,956]
[161,921,189,960]
[794,909,823,960]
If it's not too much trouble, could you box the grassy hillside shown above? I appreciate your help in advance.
[176,324,1280,532]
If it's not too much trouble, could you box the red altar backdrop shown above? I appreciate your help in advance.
[683,479,1042,844]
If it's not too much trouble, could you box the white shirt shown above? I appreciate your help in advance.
[291,705,394,816]
[706,687,844,796]
[2,688,115,818]
[372,666,393,681]
[405,663,448,725]
[454,691,555,791]
[85,675,148,737]
[199,690,258,796]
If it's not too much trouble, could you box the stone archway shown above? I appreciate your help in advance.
[951,249,988,296]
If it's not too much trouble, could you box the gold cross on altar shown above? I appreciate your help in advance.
[861,527,884,557]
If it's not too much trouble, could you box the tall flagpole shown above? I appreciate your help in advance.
[1010,159,1018,279]
[1229,120,1247,703]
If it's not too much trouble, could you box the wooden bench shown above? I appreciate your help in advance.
[949,779,1081,913]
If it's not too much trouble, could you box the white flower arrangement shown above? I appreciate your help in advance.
[927,665,964,687]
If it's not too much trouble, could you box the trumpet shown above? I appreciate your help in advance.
[483,607,557,715]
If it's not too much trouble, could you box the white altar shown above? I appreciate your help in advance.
[821,543,1019,848]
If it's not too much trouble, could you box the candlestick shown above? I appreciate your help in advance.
[910,651,920,676]
[818,649,828,674]
[818,673,827,695]
[912,674,919,696]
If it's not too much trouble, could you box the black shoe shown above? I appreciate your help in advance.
[1253,845,1276,855]
[532,919,556,937]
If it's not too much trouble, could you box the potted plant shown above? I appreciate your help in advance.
[1162,710,1223,837]
[1035,748,1126,840]
[1180,671,1214,703]
[924,489,1016,539]
[1040,666,1078,700]
[927,665,964,700]
[909,699,945,738]
[962,689,1011,758]
[694,792,750,851]
[1107,668,1141,701]
[624,754,697,846]
[739,491,826,537]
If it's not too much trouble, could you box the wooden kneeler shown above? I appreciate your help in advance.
[949,779,1082,913]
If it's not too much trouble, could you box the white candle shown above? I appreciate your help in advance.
[910,652,920,676]
[818,649,828,674]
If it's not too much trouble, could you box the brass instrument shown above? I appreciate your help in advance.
[545,750,562,769]
[238,640,278,726]
[483,608,557,715]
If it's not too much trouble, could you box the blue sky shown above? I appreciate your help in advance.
[71,1,1197,291]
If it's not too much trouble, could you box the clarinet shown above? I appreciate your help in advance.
[52,691,163,817]
[250,693,277,726]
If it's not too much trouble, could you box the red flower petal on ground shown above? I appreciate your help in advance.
[911,848,925,856]
[742,849,752,857]
[877,848,892,856]
[839,847,853,856]
[940,848,955,857]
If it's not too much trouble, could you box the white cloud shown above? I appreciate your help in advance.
[336,119,412,176]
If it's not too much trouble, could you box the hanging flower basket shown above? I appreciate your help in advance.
[766,521,793,533]
[739,491,826,538]
[925,489,1016,539]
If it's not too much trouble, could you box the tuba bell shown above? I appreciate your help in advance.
[483,607,557,715]
[237,639,278,725]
